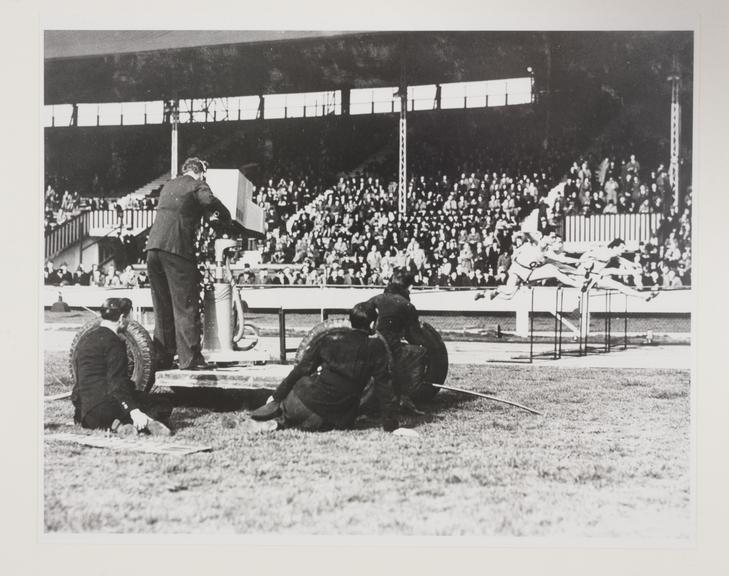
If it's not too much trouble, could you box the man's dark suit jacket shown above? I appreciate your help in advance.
[72,325,138,420]
[146,174,231,261]
[272,328,398,431]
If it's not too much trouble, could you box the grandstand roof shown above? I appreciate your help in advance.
[44,31,693,106]
[44,31,353,60]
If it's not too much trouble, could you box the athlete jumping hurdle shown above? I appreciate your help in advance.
[475,233,589,301]
[577,238,659,302]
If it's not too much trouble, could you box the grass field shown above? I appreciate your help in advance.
[43,350,690,538]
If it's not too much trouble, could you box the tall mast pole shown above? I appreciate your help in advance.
[398,50,407,223]
[668,56,681,208]
[170,99,180,178]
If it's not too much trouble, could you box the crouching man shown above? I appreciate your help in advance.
[361,268,429,412]
[71,298,170,436]
[252,303,406,433]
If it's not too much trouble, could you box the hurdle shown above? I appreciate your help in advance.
[552,286,629,358]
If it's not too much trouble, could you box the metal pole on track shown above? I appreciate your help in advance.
[624,293,628,350]
[558,288,564,359]
[607,289,613,352]
[278,308,287,364]
[580,291,589,356]
[578,293,583,356]
[604,289,609,352]
[553,287,560,360]
[529,286,535,363]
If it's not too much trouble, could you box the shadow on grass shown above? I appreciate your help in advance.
[157,388,273,431]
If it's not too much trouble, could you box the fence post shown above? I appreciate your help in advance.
[515,291,530,338]
[278,308,287,364]
[553,287,560,360]
[558,289,564,359]
[529,286,535,363]
[579,294,584,356]
[623,294,628,350]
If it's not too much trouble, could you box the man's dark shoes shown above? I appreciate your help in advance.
[182,355,210,371]
[474,291,485,301]
[399,397,425,416]
[251,400,283,421]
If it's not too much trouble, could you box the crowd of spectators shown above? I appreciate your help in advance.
[44,182,158,233]
[44,141,692,291]
[614,190,692,289]
[553,154,675,218]
[44,185,84,231]
[247,148,690,289]
[44,261,150,289]
[252,168,553,288]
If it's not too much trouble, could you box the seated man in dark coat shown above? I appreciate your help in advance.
[71,298,170,436]
[252,303,400,432]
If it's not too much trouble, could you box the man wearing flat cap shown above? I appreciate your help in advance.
[146,157,232,370]
[71,298,169,435]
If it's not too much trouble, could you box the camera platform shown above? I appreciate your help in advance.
[154,363,291,390]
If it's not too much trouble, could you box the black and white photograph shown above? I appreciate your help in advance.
[9,0,725,571]
[40,25,695,539]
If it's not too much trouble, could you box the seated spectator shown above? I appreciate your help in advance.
[603,199,618,214]
[57,262,74,286]
[74,264,90,286]
[44,261,57,286]
[90,265,106,287]
[135,269,150,288]
[106,266,123,287]
[119,266,137,287]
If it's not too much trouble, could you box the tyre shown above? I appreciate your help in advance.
[295,319,449,402]
[69,318,156,393]
[405,322,449,401]
[294,318,351,364]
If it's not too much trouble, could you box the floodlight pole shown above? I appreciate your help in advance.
[668,56,681,209]
[170,99,180,178]
[398,59,407,223]
[398,92,407,221]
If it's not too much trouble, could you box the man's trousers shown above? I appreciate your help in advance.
[146,249,202,369]
[280,384,331,432]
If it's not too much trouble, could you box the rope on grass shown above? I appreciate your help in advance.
[45,391,72,401]
[432,383,543,415]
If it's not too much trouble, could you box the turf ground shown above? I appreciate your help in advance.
[43,349,690,537]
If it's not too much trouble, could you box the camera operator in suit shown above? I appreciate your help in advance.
[146,157,232,370]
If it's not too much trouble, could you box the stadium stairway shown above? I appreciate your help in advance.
[121,171,170,205]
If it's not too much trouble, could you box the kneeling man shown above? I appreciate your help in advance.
[253,303,400,432]
[72,298,170,436]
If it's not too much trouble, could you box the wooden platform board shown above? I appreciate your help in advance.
[45,432,213,455]
[154,364,291,389]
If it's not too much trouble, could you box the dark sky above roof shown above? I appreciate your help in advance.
[44,30,353,59]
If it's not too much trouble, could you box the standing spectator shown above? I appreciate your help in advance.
[604,176,619,205]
